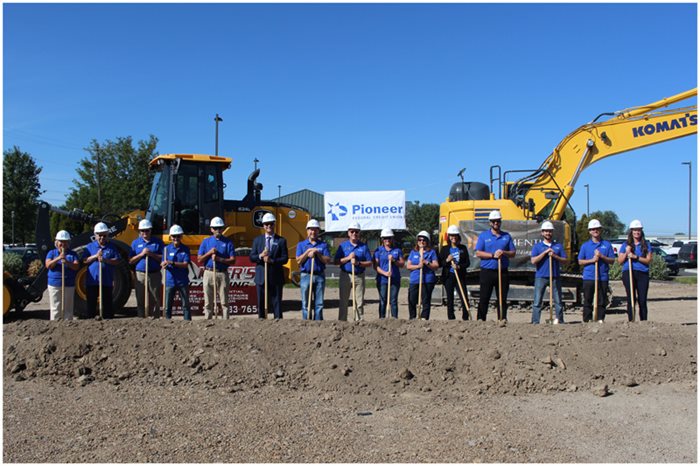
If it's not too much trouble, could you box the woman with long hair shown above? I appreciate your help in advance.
[406,231,439,320]
[617,219,653,321]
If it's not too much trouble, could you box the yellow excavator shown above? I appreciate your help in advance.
[4,154,310,317]
[439,88,697,301]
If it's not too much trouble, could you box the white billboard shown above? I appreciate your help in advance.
[324,190,406,232]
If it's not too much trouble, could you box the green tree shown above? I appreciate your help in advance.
[575,210,625,244]
[3,147,43,244]
[405,201,440,242]
[56,135,158,235]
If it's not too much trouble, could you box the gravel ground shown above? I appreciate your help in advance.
[3,279,697,463]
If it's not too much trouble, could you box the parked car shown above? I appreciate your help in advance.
[677,243,697,268]
[662,240,696,256]
[652,247,679,276]
[610,239,625,255]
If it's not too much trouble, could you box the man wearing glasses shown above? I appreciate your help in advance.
[197,216,236,319]
[475,210,516,321]
[577,219,615,323]
[83,222,122,319]
[129,219,164,318]
[250,213,289,320]
[334,222,373,321]
[162,224,192,320]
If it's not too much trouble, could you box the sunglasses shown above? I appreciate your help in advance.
[348,230,360,234]
[97,234,108,238]
[212,227,223,231]
[588,228,601,232]
[417,238,427,242]
[171,235,182,239]
[490,220,502,223]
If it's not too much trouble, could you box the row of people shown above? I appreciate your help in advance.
[45,212,652,323]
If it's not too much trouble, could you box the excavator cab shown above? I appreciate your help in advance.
[146,154,228,235]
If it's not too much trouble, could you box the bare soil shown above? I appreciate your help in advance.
[4,280,697,463]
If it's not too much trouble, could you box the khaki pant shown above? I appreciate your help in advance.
[203,269,229,319]
[48,285,74,320]
[136,271,163,318]
[338,270,365,321]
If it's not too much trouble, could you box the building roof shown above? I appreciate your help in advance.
[273,189,324,219]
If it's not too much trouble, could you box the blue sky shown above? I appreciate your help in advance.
[3,3,697,236]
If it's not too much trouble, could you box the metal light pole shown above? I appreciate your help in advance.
[682,161,692,239]
[214,114,223,155]
[584,184,590,217]
[278,185,281,199]
[11,211,15,244]
[254,158,259,170]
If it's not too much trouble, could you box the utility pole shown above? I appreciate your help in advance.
[214,114,223,155]
[682,161,692,239]
[96,149,102,214]
[584,184,590,217]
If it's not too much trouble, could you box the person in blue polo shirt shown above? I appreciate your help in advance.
[162,224,192,321]
[129,219,164,318]
[475,210,516,321]
[296,219,331,320]
[83,222,122,319]
[45,230,80,320]
[530,221,568,324]
[373,228,405,319]
[334,222,373,321]
[577,219,616,322]
[406,231,439,320]
[617,219,653,321]
[197,216,236,319]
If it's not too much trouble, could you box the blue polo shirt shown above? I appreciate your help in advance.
[407,249,438,285]
[83,241,120,287]
[620,241,651,273]
[373,246,403,285]
[198,235,236,271]
[130,236,165,273]
[164,244,191,287]
[531,241,566,278]
[475,230,515,270]
[578,239,615,281]
[448,246,464,274]
[296,239,331,274]
[46,248,79,287]
[334,240,372,274]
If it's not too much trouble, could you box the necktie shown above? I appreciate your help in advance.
[266,236,271,252]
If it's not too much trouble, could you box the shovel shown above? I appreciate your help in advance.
[593,260,599,322]
[145,249,150,318]
[263,248,269,319]
[162,246,167,319]
[545,255,554,324]
[628,256,635,322]
[451,259,471,320]
[308,256,315,320]
[351,260,359,321]
[497,257,503,322]
[61,246,65,321]
[385,255,393,319]
[417,249,424,319]
[98,249,103,319]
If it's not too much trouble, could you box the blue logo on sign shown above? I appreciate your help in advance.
[327,202,348,221]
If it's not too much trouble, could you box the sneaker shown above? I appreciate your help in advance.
[553,319,560,325]
[597,320,604,323]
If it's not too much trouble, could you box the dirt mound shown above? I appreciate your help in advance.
[5,318,696,397]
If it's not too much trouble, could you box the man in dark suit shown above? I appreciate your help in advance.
[250,212,289,320]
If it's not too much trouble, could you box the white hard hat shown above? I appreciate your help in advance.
[261,213,276,224]
[447,225,460,235]
[380,228,394,238]
[417,230,431,240]
[55,230,71,241]
[488,210,502,221]
[211,217,225,228]
[587,219,602,230]
[169,225,184,236]
[306,219,321,229]
[94,222,109,234]
[138,219,153,230]
[541,221,554,231]
[629,219,643,229]
[348,222,361,231]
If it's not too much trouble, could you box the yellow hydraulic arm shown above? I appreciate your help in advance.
[517,88,697,220]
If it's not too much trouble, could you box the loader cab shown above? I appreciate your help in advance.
[146,154,228,235]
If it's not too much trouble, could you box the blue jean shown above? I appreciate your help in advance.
[165,285,191,320]
[300,272,325,320]
[531,277,563,323]
[377,281,400,318]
